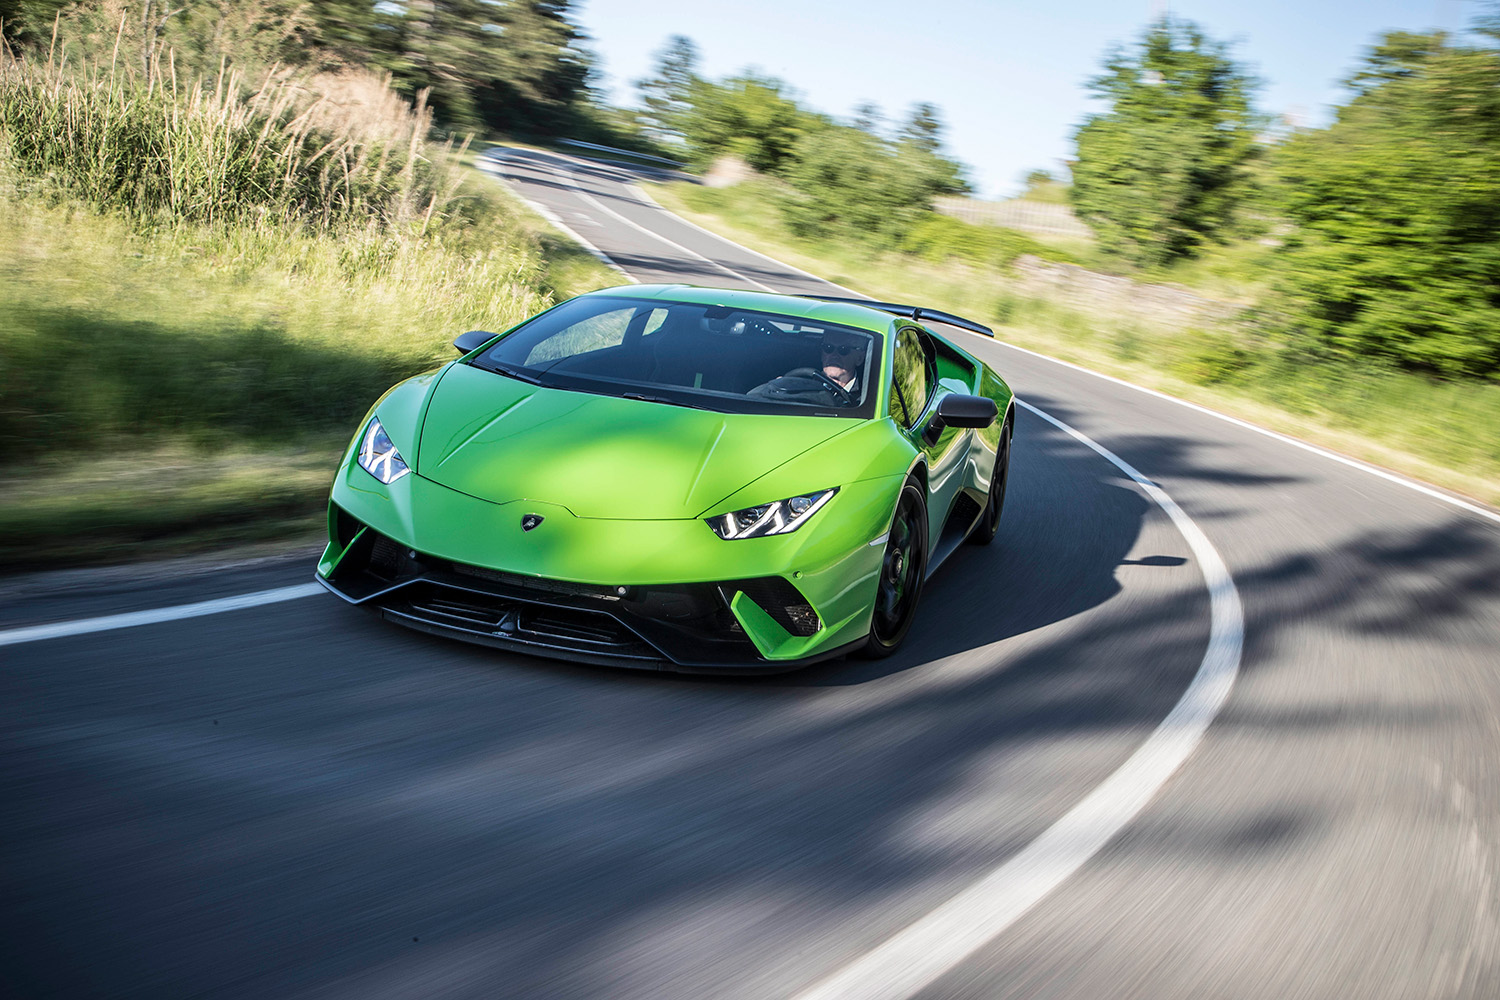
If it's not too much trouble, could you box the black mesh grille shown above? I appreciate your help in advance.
[733,577,821,636]
[324,521,802,664]
[950,490,982,527]
[368,534,413,580]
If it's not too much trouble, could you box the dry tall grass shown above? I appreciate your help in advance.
[0,27,465,234]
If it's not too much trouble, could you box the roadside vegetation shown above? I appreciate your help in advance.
[0,4,617,569]
[650,176,1500,507]
[642,13,1500,506]
[1,1,1496,569]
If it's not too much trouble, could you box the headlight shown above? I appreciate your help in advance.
[707,488,837,539]
[356,418,410,485]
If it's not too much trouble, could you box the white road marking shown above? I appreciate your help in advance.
[3,150,1247,1000]
[0,583,323,648]
[510,154,1246,996]
[992,341,1500,527]
[630,183,842,289]
[791,400,1243,1000]
[477,153,637,283]
[509,149,781,293]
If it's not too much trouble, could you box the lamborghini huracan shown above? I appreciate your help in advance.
[316,285,1014,671]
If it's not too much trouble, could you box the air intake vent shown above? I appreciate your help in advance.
[734,577,821,636]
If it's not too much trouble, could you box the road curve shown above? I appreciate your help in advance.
[2,147,1498,1000]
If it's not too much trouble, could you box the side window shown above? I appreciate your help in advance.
[524,306,637,365]
[891,327,932,429]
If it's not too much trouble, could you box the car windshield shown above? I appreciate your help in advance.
[468,296,881,418]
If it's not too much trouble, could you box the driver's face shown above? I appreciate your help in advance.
[821,336,864,386]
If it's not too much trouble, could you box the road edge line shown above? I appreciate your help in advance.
[789,399,1244,1000]
[0,583,324,648]
[476,152,638,284]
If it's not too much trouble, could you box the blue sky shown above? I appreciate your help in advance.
[574,0,1483,198]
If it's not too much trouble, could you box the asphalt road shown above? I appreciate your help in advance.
[2,146,1498,999]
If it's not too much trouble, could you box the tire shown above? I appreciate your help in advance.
[861,480,929,658]
[967,418,1012,547]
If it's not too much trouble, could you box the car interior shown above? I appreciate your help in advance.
[537,306,874,402]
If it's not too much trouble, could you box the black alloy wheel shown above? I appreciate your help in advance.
[968,418,1012,546]
[863,481,928,658]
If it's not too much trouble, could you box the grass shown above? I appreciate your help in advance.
[651,180,1500,508]
[0,439,342,569]
[0,36,626,570]
[0,146,617,570]
[0,41,456,233]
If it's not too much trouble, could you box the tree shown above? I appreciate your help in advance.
[850,101,882,135]
[471,0,593,134]
[381,0,592,132]
[678,72,814,173]
[897,102,943,153]
[781,125,935,240]
[1272,29,1500,377]
[894,101,969,195]
[1071,17,1262,266]
[633,34,697,139]
[0,0,70,48]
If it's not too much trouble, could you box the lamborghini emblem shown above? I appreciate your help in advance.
[521,513,544,532]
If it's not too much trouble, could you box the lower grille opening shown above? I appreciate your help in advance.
[395,583,655,656]
[324,519,793,664]
[731,577,822,637]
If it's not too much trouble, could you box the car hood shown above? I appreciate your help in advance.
[414,363,857,519]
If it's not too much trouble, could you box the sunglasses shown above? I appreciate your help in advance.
[821,343,861,357]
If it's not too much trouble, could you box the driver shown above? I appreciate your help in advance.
[747,332,866,406]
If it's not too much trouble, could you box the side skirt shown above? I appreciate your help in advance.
[926,487,986,579]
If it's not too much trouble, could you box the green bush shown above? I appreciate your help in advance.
[898,214,1069,268]
[1271,31,1500,378]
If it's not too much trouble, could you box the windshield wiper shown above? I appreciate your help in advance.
[621,392,711,410]
[474,360,544,385]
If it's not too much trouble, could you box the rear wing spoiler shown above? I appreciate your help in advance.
[797,295,994,338]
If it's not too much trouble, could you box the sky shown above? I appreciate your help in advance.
[573,0,1485,199]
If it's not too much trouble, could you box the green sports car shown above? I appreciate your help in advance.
[316,285,1014,671]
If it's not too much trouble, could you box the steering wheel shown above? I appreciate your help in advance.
[809,369,853,405]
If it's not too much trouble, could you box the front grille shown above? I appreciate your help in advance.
[395,583,655,656]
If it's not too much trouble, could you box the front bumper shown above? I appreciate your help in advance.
[317,464,898,670]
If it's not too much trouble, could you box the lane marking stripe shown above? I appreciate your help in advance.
[0,583,323,648]
[510,149,780,293]
[477,152,638,283]
[2,155,1248,1000]
[630,183,840,288]
[992,341,1500,527]
[790,399,1244,1000]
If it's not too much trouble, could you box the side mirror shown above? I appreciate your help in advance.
[923,393,997,443]
[453,330,496,355]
